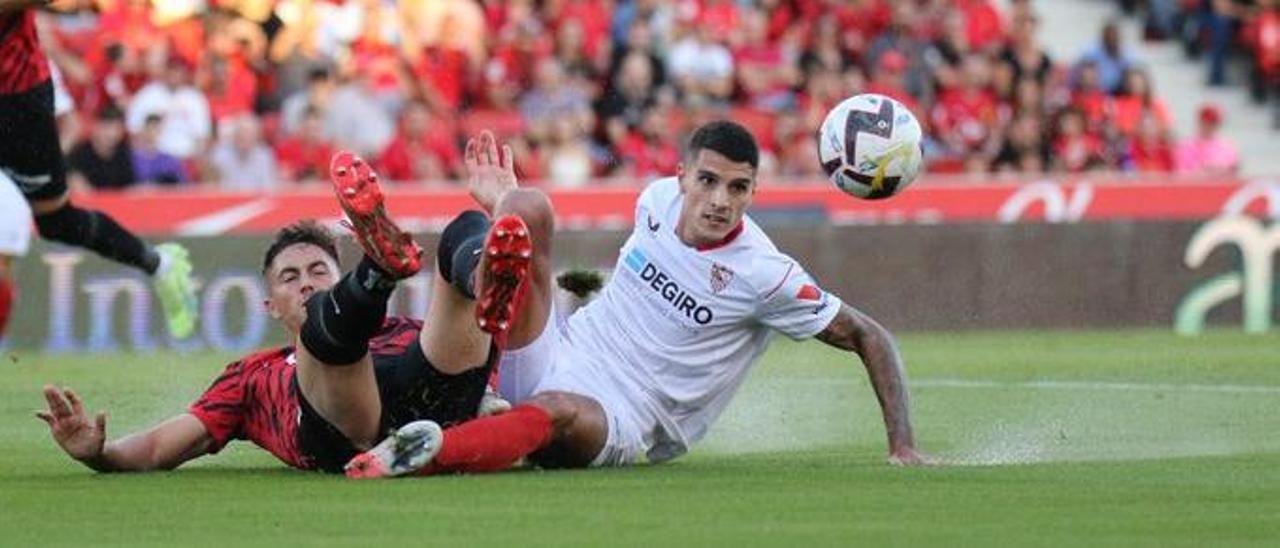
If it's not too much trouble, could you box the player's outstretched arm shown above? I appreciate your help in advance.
[464,130,519,213]
[36,385,213,472]
[815,304,933,466]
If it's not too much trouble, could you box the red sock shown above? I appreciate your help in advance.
[0,277,13,339]
[419,403,553,475]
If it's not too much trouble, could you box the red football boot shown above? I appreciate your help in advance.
[475,215,533,339]
[330,151,423,279]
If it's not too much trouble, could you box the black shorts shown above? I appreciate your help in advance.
[0,79,67,202]
[295,339,496,474]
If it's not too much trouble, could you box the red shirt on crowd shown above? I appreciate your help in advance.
[932,87,999,150]
[1070,88,1109,131]
[378,126,462,182]
[618,131,679,179]
[1109,96,1172,137]
[413,46,469,109]
[1128,138,1174,173]
[1052,133,1106,172]
[275,135,335,182]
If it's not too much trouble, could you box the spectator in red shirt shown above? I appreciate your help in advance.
[1070,60,1110,134]
[1110,67,1171,138]
[408,44,470,112]
[1050,106,1107,172]
[617,106,679,179]
[548,0,612,61]
[87,42,148,116]
[96,0,162,55]
[377,100,461,183]
[275,106,336,184]
[482,16,551,110]
[832,0,893,60]
[931,53,999,168]
[772,110,824,180]
[202,12,266,125]
[955,0,1007,53]
[1124,115,1174,173]
[733,6,800,112]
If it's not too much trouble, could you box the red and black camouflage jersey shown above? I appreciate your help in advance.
[0,10,51,95]
[188,317,422,470]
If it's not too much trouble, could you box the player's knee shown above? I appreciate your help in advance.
[32,204,82,244]
[28,192,69,216]
[528,391,580,425]
[298,290,368,366]
[495,189,554,242]
[530,391,606,438]
[437,209,489,285]
[525,392,606,468]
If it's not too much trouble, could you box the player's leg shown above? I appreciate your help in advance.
[1,81,198,337]
[418,210,494,374]
[0,171,33,340]
[416,209,530,417]
[345,390,608,477]
[481,188,552,345]
[467,131,556,350]
[296,152,424,448]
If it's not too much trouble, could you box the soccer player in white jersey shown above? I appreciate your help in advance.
[345,123,929,478]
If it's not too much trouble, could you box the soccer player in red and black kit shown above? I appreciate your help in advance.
[35,147,538,473]
[0,0,198,340]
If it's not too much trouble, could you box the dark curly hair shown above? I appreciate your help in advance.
[261,219,341,275]
[684,120,760,169]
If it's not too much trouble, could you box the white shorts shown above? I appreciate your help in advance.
[0,171,33,256]
[497,305,655,467]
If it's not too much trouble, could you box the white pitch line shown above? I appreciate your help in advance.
[176,199,275,237]
[917,378,1280,394]
[779,377,1280,394]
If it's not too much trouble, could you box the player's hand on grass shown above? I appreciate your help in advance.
[887,446,937,467]
[464,130,518,213]
[35,385,106,463]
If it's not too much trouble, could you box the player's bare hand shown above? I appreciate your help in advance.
[887,446,937,467]
[464,130,518,213]
[35,385,106,462]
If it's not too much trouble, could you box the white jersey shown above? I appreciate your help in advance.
[0,169,33,257]
[561,177,842,460]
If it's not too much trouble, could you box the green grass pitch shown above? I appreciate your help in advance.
[1,329,1278,546]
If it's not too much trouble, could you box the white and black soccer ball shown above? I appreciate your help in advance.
[817,93,924,200]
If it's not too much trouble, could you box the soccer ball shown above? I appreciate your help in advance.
[817,94,924,200]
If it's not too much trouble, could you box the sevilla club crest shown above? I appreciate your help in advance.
[710,263,734,294]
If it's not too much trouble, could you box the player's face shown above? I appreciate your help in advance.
[264,243,340,334]
[676,149,756,247]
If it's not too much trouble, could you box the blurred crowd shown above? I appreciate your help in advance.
[36,0,1262,191]
[1120,0,1278,106]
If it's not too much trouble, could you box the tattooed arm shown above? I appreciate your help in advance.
[815,303,930,466]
